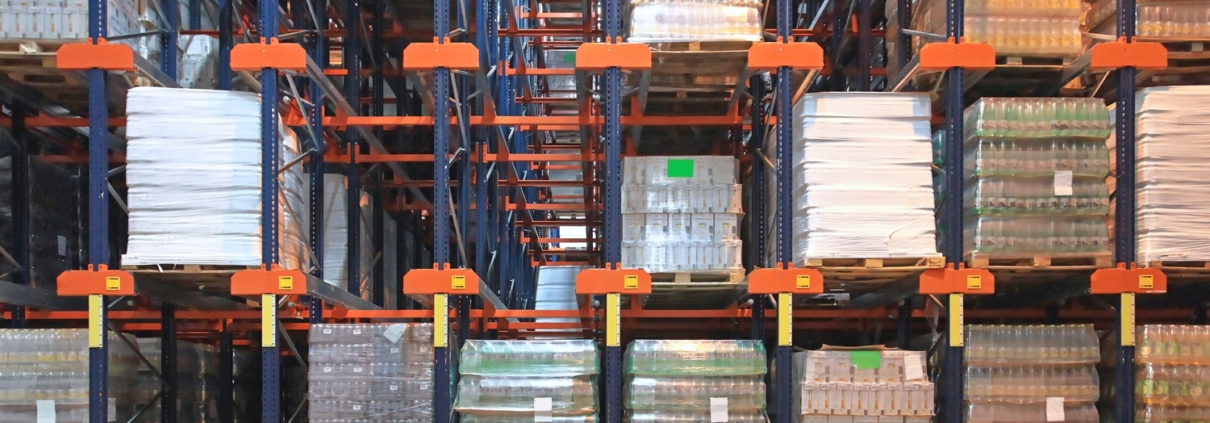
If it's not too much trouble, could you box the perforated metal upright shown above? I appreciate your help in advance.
[602,0,625,419]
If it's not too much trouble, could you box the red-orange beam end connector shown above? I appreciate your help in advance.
[575,264,652,295]
[1090,263,1167,295]
[230,265,309,296]
[919,264,995,295]
[918,38,996,72]
[747,263,824,295]
[574,39,652,71]
[57,264,135,296]
[1090,38,1168,71]
[747,40,824,71]
[402,40,480,71]
[56,38,135,72]
[230,38,307,71]
[403,265,481,295]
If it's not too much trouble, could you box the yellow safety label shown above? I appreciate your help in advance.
[623,275,638,290]
[434,294,449,348]
[88,295,103,348]
[451,275,466,290]
[1121,293,1136,347]
[778,293,793,347]
[261,294,277,348]
[105,276,121,291]
[966,275,982,290]
[606,294,621,347]
[278,276,294,291]
[948,294,964,347]
[1139,275,1154,290]
[796,275,811,290]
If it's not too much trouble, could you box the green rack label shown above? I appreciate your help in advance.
[850,351,881,370]
[667,159,694,178]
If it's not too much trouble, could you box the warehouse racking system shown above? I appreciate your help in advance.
[0,0,1207,421]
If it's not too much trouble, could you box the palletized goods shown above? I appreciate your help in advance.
[624,340,767,422]
[307,323,433,422]
[964,325,1101,423]
[456,340,599,421]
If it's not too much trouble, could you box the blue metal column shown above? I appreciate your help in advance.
[345,0,362,298]
[10,102,29,328]
[473,0,490,283]
[897,0,912,73]
[1113,0,1139,420]
[218,320,234,423]
[773,0,794,420]
[602,0,624,417]
[218,0,232,90]
[257,0,282,417]
[748,77,766,341]
[158,3,180,420]
[86,0,111,417]
[898,300,913,348]
[305,0,326,325]
[433,0,454,420]
[941,0,966,420]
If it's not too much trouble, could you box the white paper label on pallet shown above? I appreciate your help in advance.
[108,398,116,422]
[352,329,362,335]
[710,397,729,422]
[36,400,55,423]
[904,356,925,381]
[322,366,332,373]
[534,397,553,422]
[383,324,406,343]
[353,367,363,373]
[322,328,332,334]
[1046,397,1065,421]
[57,235,66,256]
[1054,171,1073,196]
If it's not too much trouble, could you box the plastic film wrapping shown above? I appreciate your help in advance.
[625,340,766,377]
[307,323,433,422]
[1088,0,1210,38]
[122,88,310,270]
[0,329,142,423]
[626,376,765,410]
[910,0,1082,58]
[460,340,599,376]
[965,402,1098,423]
[627,0,762,43]
[315,174,375,296]
[454,375,598,415]
[628,410,768,422]
[795,350,934,417]
[457,340,599,421]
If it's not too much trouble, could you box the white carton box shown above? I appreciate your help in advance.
[643,214,669,242]
[691,213,714,241]
[622,214,644,241]
[668,213,692,241]
[714,213,739,241]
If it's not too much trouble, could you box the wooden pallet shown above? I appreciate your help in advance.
[633,41,759,117]
[1148,261,1210,281]
[635,270,747,309]
[648,270,745,284]
[121,264,260,292]
[968,252,1113,269]
[803,255,945,287]
[996,55,1074,66]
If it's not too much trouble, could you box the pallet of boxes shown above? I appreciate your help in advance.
[795,346,934,423]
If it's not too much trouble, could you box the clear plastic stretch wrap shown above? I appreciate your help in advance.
[910,0,1082,58]
[1088,0,1210,38]
[315,174,374,295]
[795,349,934,418]
[1130,325,1210,419]
[775,93,938,265]
[944,98,1113,259]
[963,325,1100,423]
[625,340,767,422]
[0,155,81,292]
[1131,86,1210,264]
[628,0,762,42]
[307,323,433,422]
[456,340,599,421]
[133,339,226,423]
[0,329,141,423]
[621,156,743,274]
[123,88,309,270]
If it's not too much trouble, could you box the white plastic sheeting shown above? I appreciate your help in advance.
[316,174,374,297]
[1134,86,1210,263]
[123,87,309,270]
[772,92,938,265]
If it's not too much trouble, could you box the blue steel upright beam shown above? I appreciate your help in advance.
[433,0,454,420]
[86,0,111,417]
[345,0,362,298]
[1113,0,1139,420]
[773,0,795,421]
[159,2,179,421]
[257,0,282,418]
[941,0,966,420]
[10,102,29,328]
[218,0,232,90]
[306,0,326,326]
[602,0,625,419]
[748,77,765,341]
[473,0,490,283]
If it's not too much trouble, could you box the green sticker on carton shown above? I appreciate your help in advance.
[564,53,575,65]
[667,159,694,178]
[850,351,881,370]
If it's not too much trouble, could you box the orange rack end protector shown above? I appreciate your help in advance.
[403,266,481,296]
[574,40,652,71]
[575,265,652,295]
[919,265,995,295]
[57,264,135,296]
[748,263,824,295]
[1090,40,1168,71]
[230,265,309,296]
[56,39,135,72]
[918,39,996,72]
[230,38,307,71]
[747,41,824,71]
[402,41,480,71]
[1090,263,1167,295]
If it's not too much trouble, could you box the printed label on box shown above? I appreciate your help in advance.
[534,397,553,422]
[710,397,728,422]
[36,399,55,423]
[1046,397,1065,421]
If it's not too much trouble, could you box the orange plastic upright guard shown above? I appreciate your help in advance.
[574,40,652,71]
[57,264,134,296]
[403,265,481,295]
[56,39,135,72]
[575,264,652,295]
[402,41,480,71]
[230,265,309,296]
[919,265,995,295]
[1090,263,1167,294]
[230,38,306,71]
[748,263,824,295]
[918,39,996,72]
[747,41,824,71]
[1090,40,1168,71]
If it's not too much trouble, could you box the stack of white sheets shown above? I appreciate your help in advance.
[317,174,374,297]
[123,88,309,270]
[1135,86,1210,264]
[774,93,938,265]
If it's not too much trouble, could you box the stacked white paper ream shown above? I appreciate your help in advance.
[776,93,938,265]
[1134,86,1210,264]
[534,266,582,332]
[317,174,374,297]
[123,87,309,270]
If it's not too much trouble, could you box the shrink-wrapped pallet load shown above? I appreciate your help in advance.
[0,155,82,291]
[795,348,934,423]
[317,174,374,296]
[0,329,142,422]
[308,323,433,422]
[456,340,599,422]
[122,87,309,271]
[624,340,767,422]
[964,325,1101,422]
[628,0,762,42]
[774,93,938,265]
[1130,325,1210,422]
[909,0,1082,59]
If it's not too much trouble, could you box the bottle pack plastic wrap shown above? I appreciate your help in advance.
[774,93,938,265]
[312,174,375,299]
[122,88,310,271]
[625,340,767,421]
[945,98,1113,259]
[963,325,1100,423]
[0,329,142,423]
[1088,0,1210,38]
[535,266,581,327]
[307,323,433,422]
[628,0,762,42]
[133,339,228,423]
[794,349,934,417]
[909,0,1082,58]
[1130,86,1210,264]
[965,402,1098,423]
[456,340,599,420]
[0,155,82,292]
[621,156,743,274]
